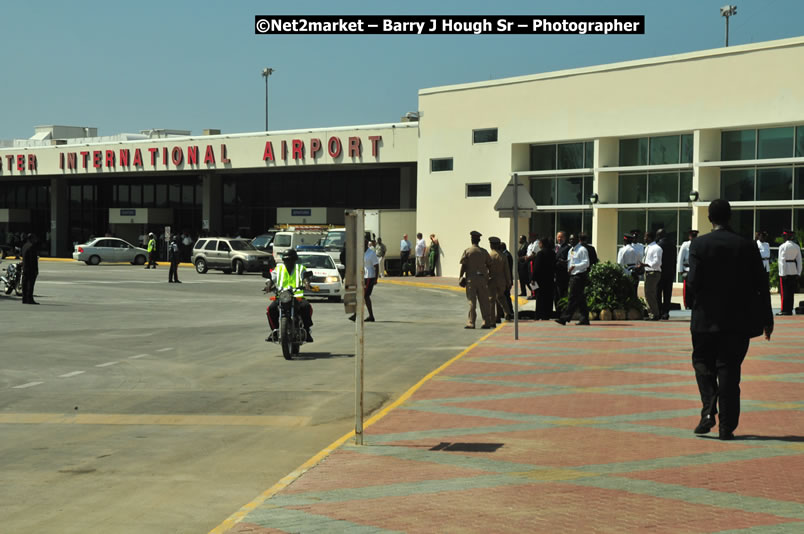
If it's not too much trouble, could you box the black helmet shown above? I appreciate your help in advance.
[282,249,298,262]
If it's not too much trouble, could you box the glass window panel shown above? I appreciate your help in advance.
[679,209,693,236]
[617,211,646,245]
[430,158,453,172]
[618,174,647,203]
[797,127,804,157]
[530,178,555,206]
[155,184,167,207]
[721,130,755,160]
[70,185,81,205]
[143,184,155,206]
[195,183,202,205]
[720,169,755,201]
[530,145,556,171]
[757,127,794,159]
[730,209,754,240]
[182,185,194,206]
[584,142,594,168]
[556,176,584,205]
[680,134,693,163]
[679,172,693,203]
[466,183,491,197]
[558,143,584,170]
[83,185,94,202]
[557,211,582,237]
[472,129,497,143]
[757,167,792,201]
[648,172,679,203]
[529,211,555,241]
[583,176,592,199]
[37,186,48,208]
[16,187,26,207]
[795,208,804,235]
[647,210,679,245]
[757,209,792,245]
[169,184,181,204]
[130,184,141,205]
[619,138,648,166]
[649,135,680,165]
[582,210,593,238]
[795,167,804,200]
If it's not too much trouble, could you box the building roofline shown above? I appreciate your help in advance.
[419,35,804,96]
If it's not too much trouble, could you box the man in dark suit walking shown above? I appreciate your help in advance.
[686,199,773,440]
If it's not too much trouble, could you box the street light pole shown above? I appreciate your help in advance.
[261,67,274,131]
[720,5,737,47]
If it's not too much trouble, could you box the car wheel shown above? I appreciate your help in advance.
[328,296,342,303]
[195,258,208,274]
[88,255,101,265]
[133,255,146,265]
[233,260,245,275]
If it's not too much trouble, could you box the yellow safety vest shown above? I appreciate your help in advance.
[275,263,305,297]
[147,239,155,252]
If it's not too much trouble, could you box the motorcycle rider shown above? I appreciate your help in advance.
[266,249,314,342]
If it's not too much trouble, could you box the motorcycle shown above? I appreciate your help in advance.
[265,282,317,360]
[1,260,23,296]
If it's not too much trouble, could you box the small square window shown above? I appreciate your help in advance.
[466,183,492,197]
[472,129,498,143]
[431,158,453,172]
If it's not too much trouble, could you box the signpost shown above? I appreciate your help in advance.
[344,210,366,445]
[493,173,537,340]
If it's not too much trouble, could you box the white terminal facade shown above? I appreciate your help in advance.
[2,36,804,277]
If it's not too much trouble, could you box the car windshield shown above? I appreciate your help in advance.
[298,254,335,269]
[252,235,272,248]
[229,240,257,251]
[321,232,344,248]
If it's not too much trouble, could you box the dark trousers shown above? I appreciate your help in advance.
[535,283,554,319]
[518,266,529,296]
[657,274,674,317]
[22,270,37,303]
[554,274,569,312]
[400,250,411,276]
[560,272,588,322]
[268,298,313,330]
[780,275,797,314]
[691,332,750,433]
[147,251,157,269]
[169,260,180,282]
[644,271,661,318]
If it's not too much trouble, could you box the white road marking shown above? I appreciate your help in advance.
[13,381,44,389]
[420,288,458,296]
[129,354,148,359]
[155,347,173,352]
[96,361,119,368]
[58,371,85,378]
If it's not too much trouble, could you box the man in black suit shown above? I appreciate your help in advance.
[656,228,677,320]
[554,231,570,312]
[687,199,773,440]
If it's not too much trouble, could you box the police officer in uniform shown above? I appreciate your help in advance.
[756,231,771,273]
[777,229,802,316]
[677,230,698,309]
[145,232,157,269]
[488,237,513,323]
[459,231,494,329]
[21,233,39,305]
[168,235,182,283]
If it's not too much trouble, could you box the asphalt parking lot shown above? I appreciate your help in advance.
[0,261,486,533]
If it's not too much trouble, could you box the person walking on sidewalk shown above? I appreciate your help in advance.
[145,232,158,269]
[641,231,663,320]
[777,229,802,316]
[399,234,411,276]
[459,230,493,329]
[375,237,387,278]
[555,234,590,326]
[168,235,182,283]
[687,198,773,440]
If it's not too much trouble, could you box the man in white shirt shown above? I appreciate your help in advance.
[641,231,663,320]
[755,231,771,273]
[777,229,802,316]
[677,229,698,309]
[631,230,645,262]
[414,232,427,276]
[555,233,590,326]
[350,241,380,322]
[618,233,641,296]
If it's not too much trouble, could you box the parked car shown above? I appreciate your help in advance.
[251,232,276,254]
[72,237,149,265]
[296,252,344,302]
[192,237,275,275]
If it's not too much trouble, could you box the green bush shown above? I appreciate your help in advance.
[769,259,779,291]
[584,261,644,313]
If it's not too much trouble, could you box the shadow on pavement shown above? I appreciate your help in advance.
[293,352,354,360]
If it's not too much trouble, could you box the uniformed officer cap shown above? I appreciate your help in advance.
[488,236,501,245]
[688,229,699,237]
[470,230,482,238]
[622,233,631,239]
[782,229,794,236]
[148,232,154,237]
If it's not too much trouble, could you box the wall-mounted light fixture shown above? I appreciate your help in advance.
[589,193,599,204]
[689,190,699,202]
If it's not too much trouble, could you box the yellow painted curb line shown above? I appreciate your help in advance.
[378,278,463,293]
[208,323,504,534]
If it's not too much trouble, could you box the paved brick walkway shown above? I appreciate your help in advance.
[219,301,804,533]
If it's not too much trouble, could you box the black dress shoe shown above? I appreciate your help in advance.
[718,429,735,441]
[554,318,567,326]
[365,316,375,322]
[480,324,493,329]
[576,319,590,326]
[175,280,182,284]
[464,325,475,329]
[694,414,716,434]
[776,311,792,316]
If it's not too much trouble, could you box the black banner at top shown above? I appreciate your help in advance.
[255,15,645,35]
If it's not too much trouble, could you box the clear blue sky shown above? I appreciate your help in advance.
[1,0,802,139]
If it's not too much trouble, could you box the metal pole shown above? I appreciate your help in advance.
[264,74,269,131]
[725,16,729,47]
[354,210,365,445]
[512,174,519,341]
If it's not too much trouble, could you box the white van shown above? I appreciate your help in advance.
[272,230,326,262]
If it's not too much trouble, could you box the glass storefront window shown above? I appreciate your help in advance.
[530,178,555,206]
[557,211,583,236]
[183,185,195,206]
[558,143,584,170]
[130,184,141,205]
[584,176,592,201]
[649,135,680,165]
[619,138,648,166]
[757,127,794,159]
[679,172,693,203]
[556,177,584,205]
[757,167,792,201]
[619,174,647,203]
[681,134,693,163]
[155,184,168,208]
[143,184,155,207]
[679,210,693,235]
[721,130,755,161]
[530,145,556,171]
[757,209,792,244]
[583,210,593,238]
[720,169,754,201]
[795,168,804,200]
[529,211,555,240]
[795,208,804,234]
[617,210,646,244]
[647,210,679,244]
[797,127,804,157]
[584,142,594,167]
[730,209,754,240]
[169,184,181,204]
[648,172,678,203]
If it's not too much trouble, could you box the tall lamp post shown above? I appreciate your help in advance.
[261,67,275,131]
[720,5,737,47]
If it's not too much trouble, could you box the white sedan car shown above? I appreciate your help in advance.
[73,237,149,265]
[297,252,345,302]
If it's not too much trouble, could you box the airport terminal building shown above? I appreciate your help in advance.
[2,36,804,276]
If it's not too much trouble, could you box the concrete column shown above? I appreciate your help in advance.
[202,173,222,235]
[592,207,618,263]
[693,129,721,236]
[49,177,70,257]
[399,166,416,209]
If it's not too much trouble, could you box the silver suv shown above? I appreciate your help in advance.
[191,237,276,275]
